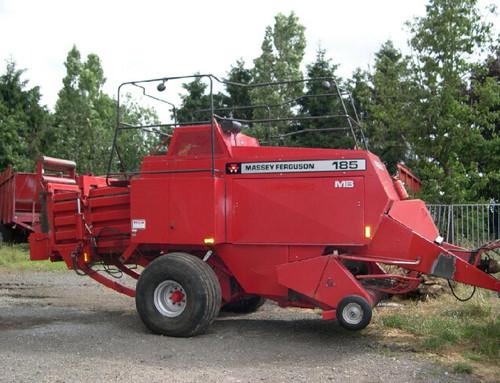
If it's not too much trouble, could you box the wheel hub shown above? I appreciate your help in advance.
[170,290,185,304]
[153,280,187,317]
[342,302,363,325]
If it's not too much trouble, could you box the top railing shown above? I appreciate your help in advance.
[107,74,367,181]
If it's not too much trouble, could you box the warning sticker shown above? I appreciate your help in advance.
[132,219,146,230]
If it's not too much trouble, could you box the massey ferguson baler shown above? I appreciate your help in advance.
[27,75,499,337]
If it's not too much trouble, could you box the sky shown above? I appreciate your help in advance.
[0,0,498,111]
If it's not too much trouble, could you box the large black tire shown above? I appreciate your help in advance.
[221,295,266,314]
[336,295,372,331]
[136,252,221,337]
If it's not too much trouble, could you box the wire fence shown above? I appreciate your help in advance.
[427,203,500,249]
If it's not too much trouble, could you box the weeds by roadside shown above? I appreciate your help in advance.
[372,286,499,381]
[0,244,66,271]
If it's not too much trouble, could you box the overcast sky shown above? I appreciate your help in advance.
[0,0,497,110]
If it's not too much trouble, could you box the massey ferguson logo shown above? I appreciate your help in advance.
[226,159,366,174]
[226,163,241,174]
[334,180,354,188]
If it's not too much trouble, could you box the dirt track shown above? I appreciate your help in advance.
[0,270,480,383]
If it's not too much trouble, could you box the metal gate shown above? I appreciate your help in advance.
[427,203,500,248]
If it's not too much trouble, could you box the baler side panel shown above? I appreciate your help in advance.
[167,176,225,245]
[228,176,365,245]
[130,178,170,244]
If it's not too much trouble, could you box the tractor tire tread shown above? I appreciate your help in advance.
[136,252,221,337]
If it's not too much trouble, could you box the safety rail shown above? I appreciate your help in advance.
[107,74,367,181]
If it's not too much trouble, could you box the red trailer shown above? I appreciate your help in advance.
[25,75,499,337]
[0,156,107,242]
[0,165,41,242]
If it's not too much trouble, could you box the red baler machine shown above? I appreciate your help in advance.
[26,75,499,337]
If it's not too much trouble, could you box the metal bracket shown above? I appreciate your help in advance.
[431,252,456,279]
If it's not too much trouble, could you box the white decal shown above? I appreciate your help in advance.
[334,180,355,188]
[240,159,366,174]
[132,219,146,230]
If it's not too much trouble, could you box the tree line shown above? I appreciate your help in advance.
[0,46,158,176]
[0,0,498,203]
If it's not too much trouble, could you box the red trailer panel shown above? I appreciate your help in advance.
[0,166,40,238]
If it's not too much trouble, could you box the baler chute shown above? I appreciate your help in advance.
[21,74,499,337]
[353,199,499,293]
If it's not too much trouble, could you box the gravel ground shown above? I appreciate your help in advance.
[0,270,481,383]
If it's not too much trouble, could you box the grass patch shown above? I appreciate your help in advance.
[453,362,473,374]
[373,288,499,380]
[0,244,67,271]
[463,351,482,362]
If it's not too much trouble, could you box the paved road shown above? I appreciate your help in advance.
[0,271,480,383]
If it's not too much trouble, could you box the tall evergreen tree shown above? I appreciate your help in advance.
[251,12,306,121]
[175,76,227,124]
[292,49,350,148]
[467,45,500,201]
[52,46,159,175]
[225,60,253,121]
[363,41,414,173]
[115,94,160,172]
[408,0,494,202]
[0,61,50,170]
[52,46,114,174]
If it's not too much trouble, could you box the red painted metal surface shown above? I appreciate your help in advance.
[0,156,82,235]
[396,163,421,194]
[20,121,499,321]
[388,199,439,241]
[228,175,364,245]
[0,166,40,231]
